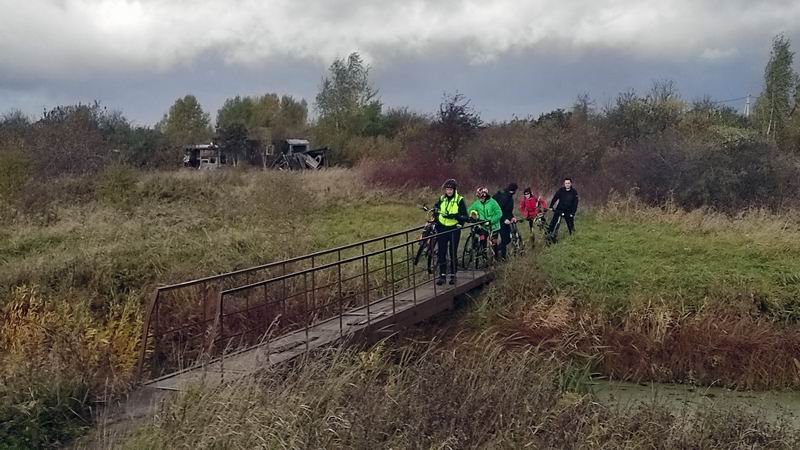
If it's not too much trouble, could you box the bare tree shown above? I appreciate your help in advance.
[433,92,483,163]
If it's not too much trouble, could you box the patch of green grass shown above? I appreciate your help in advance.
[536,213,800,315]
[0,230,72,262]
[0,171,424,302]
[308,202,421,248]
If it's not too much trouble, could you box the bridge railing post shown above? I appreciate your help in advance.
[311,255,316,329]
[432,232,440,297]
[364,253,371,326]
[303,272,310,353]
[390,249,396,316]
[217,290,224,377]
[383,237,389,295]
[281,262,287,322]
[411,240,418,307]
[337,250,343,338]
[135,288,161,383]
[404,231,411,292]
[154,301,160,372]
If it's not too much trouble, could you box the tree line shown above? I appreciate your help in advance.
[1,34,800,212]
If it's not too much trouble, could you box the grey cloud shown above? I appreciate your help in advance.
[2,0,799,78]
[0,1,797,123]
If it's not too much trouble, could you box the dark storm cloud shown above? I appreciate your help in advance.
[0,0,798,123]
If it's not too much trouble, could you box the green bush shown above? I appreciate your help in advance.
[0,378,91,449]
[0,150,31,204]
[97,164,139,208]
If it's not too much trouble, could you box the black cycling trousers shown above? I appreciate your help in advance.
[548,212,575,235]
[498,223,511,259]
[436,226,461,277]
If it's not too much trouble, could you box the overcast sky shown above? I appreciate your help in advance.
[1,0,799,125]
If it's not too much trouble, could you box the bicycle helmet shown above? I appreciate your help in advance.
[476,187,489,198]
[442,178,458,189]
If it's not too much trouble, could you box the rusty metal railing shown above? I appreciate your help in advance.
[136,222,491,383]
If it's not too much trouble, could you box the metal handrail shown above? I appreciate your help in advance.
[135,226,422,381]
[153,225,423,292]
[221,222,488,295]
[136,221,490,383]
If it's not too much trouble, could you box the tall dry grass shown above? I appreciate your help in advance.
[0,168,430,448]
[122,335,800,449]
[5,168,800,447]
[0,286,142,448]
[599,191,800,235]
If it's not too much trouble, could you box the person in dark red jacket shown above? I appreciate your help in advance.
[520,187,548,233]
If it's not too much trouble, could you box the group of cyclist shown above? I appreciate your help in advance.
[431,177,579,285]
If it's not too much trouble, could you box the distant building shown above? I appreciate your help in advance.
[183,139,328,170]
[183,144,228,169]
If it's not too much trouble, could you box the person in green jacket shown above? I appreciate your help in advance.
[468,186,503,255]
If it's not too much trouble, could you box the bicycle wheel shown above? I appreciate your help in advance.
[461,232,476,270]
[414,240,426,265]
[426,239,437,274]
[513,230,525,256]
[478,239,493,269]
[547,217,562,246]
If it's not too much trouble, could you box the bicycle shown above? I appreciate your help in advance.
[526,212,549,247]
[413,206,439,274]
[461,220,495,270]
[544,211,567,246]
[509,220,525,256]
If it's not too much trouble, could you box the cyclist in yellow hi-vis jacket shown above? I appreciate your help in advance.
[433,178,468,286]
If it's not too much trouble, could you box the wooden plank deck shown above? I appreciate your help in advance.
[146,269,492,391]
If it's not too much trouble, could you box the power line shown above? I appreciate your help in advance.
[711,96,749,104]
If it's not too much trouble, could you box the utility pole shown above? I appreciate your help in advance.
[745,94,751,118]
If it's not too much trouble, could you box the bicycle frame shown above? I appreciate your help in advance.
[534,213,548,231]
[509,221,525,256]
[545,212,565,245]
[414,207,439,274]
[462,223,495,270]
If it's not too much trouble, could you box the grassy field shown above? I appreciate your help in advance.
[0,168,429,449]
[477,197,800,390]
[538,202,800,314]
[0,169,429,301]
[119,191,800,449]
[3,170,800,448]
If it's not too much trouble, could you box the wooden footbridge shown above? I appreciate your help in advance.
[135,223,495,392]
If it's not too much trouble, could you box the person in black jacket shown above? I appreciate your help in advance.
[548,178,579,235]
[433,178,469,285]
[493,182,518,260]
